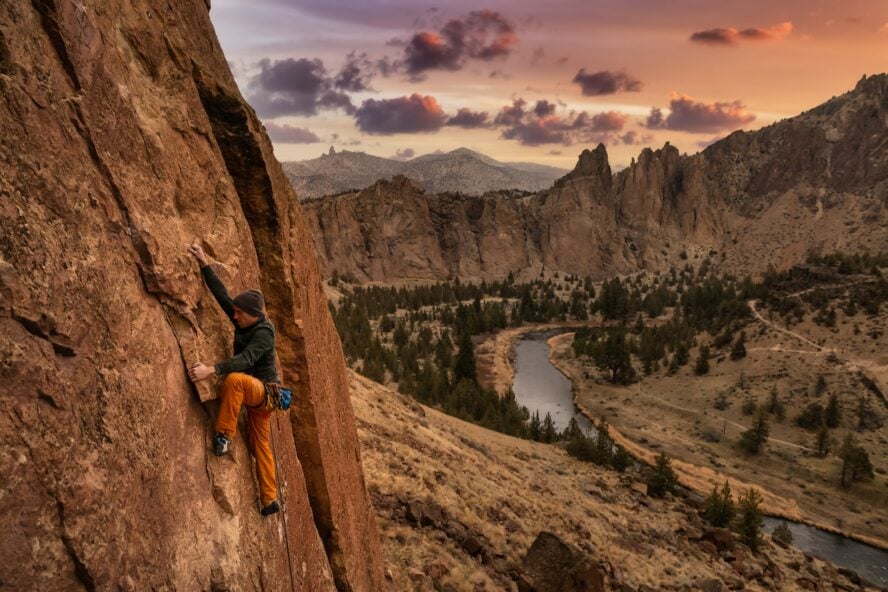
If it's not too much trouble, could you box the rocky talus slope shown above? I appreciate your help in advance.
[0,1,382,590]
[350,372,877,591]
[304,75,888,283]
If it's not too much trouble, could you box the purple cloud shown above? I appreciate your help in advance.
[447,108,490,128]
[248,58,355,117]
[354,94,447,135]
[403,10,518,79]
[646,93,755,133]
[493,98,631,146]
[572,69,643,96]
[264,122,321,144]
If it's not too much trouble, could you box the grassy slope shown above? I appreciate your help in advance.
[349,372,871,591]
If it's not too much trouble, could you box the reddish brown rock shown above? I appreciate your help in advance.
[0,0,382,590]
[304,76,888,283]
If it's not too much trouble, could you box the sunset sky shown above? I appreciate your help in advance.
[211,0,888,169]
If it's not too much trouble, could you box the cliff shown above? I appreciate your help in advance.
[304,75,888,283]
[0,1,383,590]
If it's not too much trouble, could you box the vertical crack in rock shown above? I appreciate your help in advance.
[56,501,97,592]
[29,0,81,90]
[193,73,351,590]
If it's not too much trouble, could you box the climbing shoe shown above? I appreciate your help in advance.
[213,432,230,456]
[260,500,280,516]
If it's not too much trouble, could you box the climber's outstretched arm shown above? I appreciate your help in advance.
[188,243,235,321]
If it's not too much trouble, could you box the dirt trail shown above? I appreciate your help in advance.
[748,300,887,406]
[639,384,818,453]
[748,299,827,352]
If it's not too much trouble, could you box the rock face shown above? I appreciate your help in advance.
[284,147,567,200]
[0,1,383,590]
[304,75,888,283]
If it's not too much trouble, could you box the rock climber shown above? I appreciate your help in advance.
[186,243,280,517]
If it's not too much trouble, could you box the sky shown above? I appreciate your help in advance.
[211,0,888,168]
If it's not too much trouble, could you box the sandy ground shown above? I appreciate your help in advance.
[350,371,870,591]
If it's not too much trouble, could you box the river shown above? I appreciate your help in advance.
[511,329,888,587]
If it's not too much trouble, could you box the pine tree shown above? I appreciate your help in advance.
[593,420,616,465]
[839,434,875,488]
[735,488,764,552]
[703,480,736,527]
[453,331,477,382]
[592,331,636,385]
[694,345,711,375]
[541,412,557,444]
[646,452,678,498]
[730,332,747,360]
[528,411,543,441]
[766,386,785,422]
[824,393,841,428]
[740,409,769,454]
[611,446,634,473]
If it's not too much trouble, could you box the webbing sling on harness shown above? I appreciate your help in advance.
[245,382,293,412]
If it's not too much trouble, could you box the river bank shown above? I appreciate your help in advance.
[474,321,600,395]
[545,331,888,555]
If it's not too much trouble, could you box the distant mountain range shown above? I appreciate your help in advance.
[282,147,568,199]
[302,74,888,283]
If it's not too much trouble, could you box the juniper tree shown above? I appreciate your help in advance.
[766,386,785,422]
[839,434,875,488]
[453,330,477,382]
[796,402,825,430]
[646,452,678,498]
[730,332,747,360]
[740,409,769,454]
[824,393,842,428]
[703,480,736,528]
[735,488,764,552]
[695,345,711,375]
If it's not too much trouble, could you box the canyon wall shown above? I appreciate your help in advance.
[305,75,888,283]
[0,0,383,589]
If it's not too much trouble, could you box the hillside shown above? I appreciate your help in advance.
[350,371,878,591]
[303,75,888,284]
[283,147,567,199]
[0,1,382,589]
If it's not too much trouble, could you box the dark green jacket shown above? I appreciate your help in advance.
[201,265,280,383]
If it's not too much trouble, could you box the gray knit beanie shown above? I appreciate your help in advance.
[233,289,264,317]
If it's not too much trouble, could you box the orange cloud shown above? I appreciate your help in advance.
[690,21,794,45]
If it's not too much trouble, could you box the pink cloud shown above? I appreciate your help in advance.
[646,93,755,134]
[690,21,794,45]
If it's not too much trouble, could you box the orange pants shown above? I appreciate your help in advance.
[216,372,277,506]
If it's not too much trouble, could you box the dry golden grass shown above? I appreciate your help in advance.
[349,372,869,591]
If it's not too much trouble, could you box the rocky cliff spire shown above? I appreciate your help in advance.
[555,143,612,192]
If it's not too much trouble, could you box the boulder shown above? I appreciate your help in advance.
[519,532,605,592]
[699,578,726,592]
[702,528,735,554]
